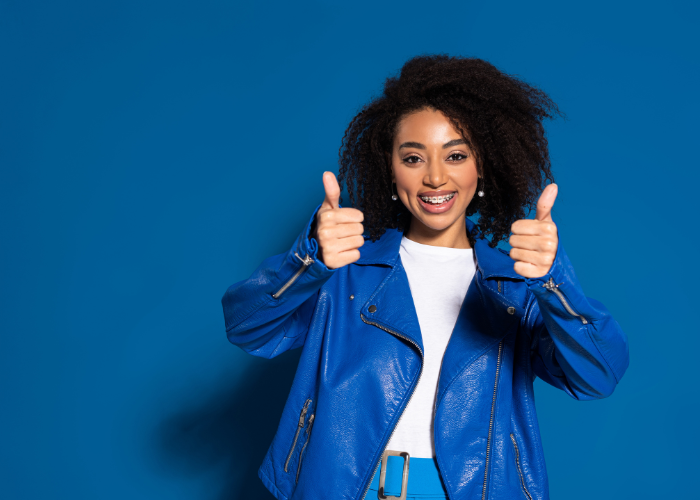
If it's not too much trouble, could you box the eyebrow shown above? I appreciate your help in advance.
[398,139,467,150]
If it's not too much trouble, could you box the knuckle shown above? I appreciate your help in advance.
[325,239,338,251]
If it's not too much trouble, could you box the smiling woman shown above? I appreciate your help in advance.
[221,54,629,500]
[338,55,563,248]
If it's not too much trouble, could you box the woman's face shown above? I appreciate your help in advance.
[390,107,480,245]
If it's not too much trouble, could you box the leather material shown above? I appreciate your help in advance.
[221,203,630,500]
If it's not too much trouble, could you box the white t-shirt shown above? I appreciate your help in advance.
[385,235,477,458]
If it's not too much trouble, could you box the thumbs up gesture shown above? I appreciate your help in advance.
[312,171,365,270]
[508,184,559,279]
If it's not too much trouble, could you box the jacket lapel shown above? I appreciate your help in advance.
[436,270,524,404]
[359,255,424,355]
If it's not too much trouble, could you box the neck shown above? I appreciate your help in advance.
[404,216,471,249]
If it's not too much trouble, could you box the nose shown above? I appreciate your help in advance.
[424,157,448,188]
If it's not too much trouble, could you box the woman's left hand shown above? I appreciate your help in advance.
[508,184,559,279]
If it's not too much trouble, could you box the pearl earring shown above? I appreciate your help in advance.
[477,178,485,197]
[391,182,398,201]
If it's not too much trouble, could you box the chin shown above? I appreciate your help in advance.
[416,215,461,231]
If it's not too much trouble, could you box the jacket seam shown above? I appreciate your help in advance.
[259,465,290,500]
[226,294,274,332]
[435,340,501,410]
[519,295,548,488]
[582,319,620,384]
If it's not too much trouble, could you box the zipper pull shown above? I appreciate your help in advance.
[542,277,563,290]
[306,414,315,435]
[298,399,312,427]
[295,252,314,266]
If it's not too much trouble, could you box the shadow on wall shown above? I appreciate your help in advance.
[154,348,302,499]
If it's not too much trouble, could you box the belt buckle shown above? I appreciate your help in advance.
[377,450,410,500]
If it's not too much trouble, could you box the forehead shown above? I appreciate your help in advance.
[394,108,462,142]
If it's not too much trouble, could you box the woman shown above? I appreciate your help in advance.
[221,55,629,500]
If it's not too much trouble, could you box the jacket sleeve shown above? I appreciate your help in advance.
[523,230,630,400]
[221,202,337,359]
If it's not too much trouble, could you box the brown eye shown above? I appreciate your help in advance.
[448,153,468,161]
[403,155,421,164]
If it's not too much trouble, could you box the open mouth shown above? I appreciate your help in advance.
[417,191,457,213]
[418,192,455,205]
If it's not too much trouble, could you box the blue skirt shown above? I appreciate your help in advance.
[367,453,448,499]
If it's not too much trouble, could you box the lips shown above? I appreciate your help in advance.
[416,191,457,213]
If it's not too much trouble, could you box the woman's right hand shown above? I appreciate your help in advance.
[312,172,365,269]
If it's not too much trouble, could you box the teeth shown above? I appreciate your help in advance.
[420,192,455,204]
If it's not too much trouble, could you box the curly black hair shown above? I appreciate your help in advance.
[337,54,564,248]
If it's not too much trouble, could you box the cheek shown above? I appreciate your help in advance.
[393,170,419,193]
[462,164,480,187]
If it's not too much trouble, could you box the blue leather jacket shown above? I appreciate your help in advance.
[221,203,630,500]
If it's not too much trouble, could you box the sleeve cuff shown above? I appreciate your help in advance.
[523,223,591,321]
[292,202,343,277]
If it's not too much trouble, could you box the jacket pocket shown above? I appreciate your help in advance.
[296,412,315,483]
[284,398,312,472]
[510,433,533,500]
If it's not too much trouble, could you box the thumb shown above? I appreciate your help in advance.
[535,183,558,222]
[321,171,341,210]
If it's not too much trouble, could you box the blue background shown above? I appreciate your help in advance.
[2,0,698,498]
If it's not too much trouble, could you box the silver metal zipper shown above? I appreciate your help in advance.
[541,277,588,325]
[296,413,315,483]
[497,280,502,294]
[509,433,533,500]
[481,340,504,500]
[272,252,314,299]
[284,398,312,472]
[359,313,424,500]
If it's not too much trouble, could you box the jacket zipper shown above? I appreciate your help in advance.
[497,280,501,294]
[284,398,312,472]
[509,433,533,500]
[296,413,315,483]
[273,252,314,299]
[541,277,588,325]
[359,313,424,500]
[481,340,504,500]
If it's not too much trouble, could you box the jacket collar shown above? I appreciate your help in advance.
[355,217,524,281]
